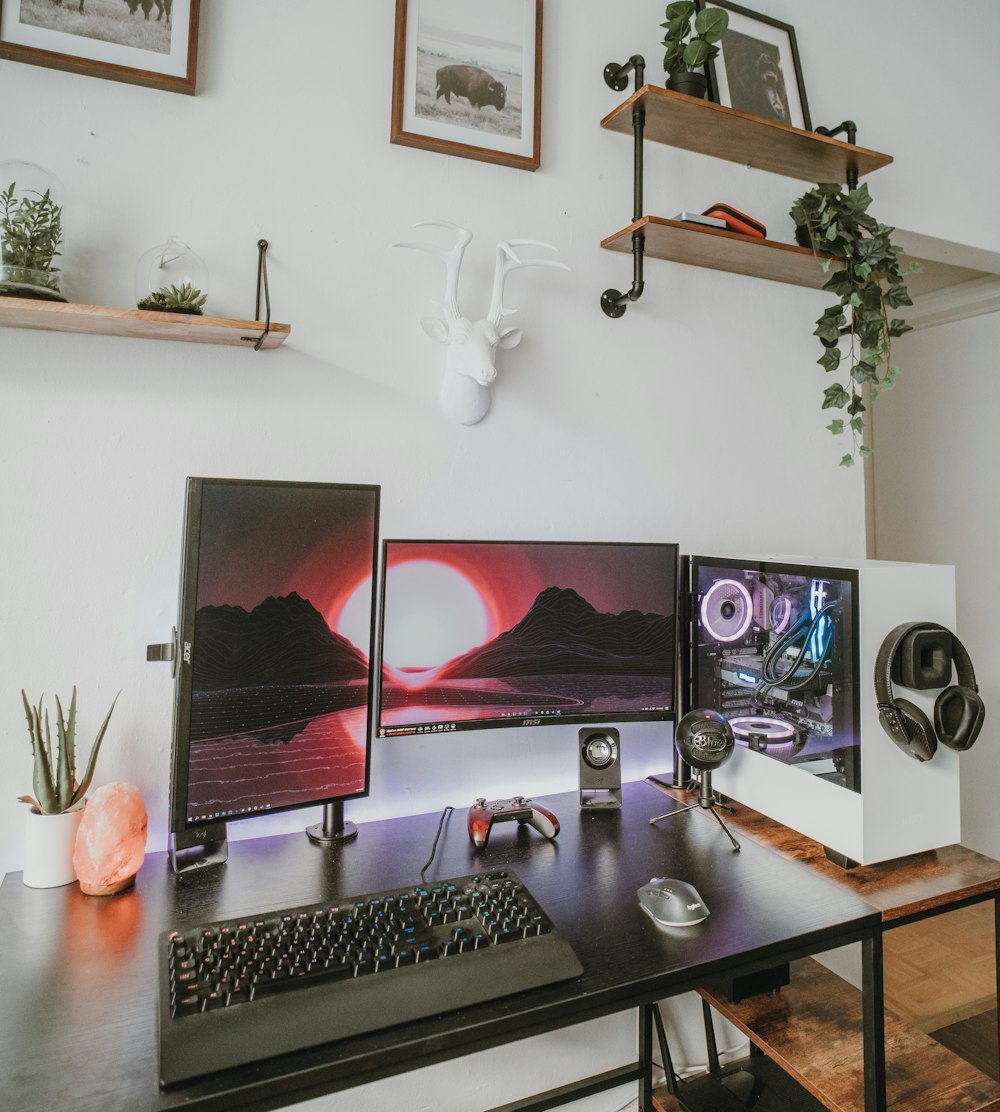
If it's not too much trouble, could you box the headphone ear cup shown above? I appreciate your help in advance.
[880,697,937,762]
[935,686,986,752]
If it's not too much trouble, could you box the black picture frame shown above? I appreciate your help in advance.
[699,1,810,130]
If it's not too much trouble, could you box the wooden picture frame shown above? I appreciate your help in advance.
[391,0,542,172]
[700,1,810,131]
[0,0,200,95]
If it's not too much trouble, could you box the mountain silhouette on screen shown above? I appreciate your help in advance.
[441,586,673,679]
[193,592,367,690]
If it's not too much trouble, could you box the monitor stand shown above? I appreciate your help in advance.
[169,822,229,873]
[306,801,358,846]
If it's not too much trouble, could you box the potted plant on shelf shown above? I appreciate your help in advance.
[0,175,65,301]
[19,687,118,888]
[790,181,916,467]
[660,1,729,99]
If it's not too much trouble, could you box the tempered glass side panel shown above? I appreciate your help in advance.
[377,540,678,737]
[169,478,380,832]
[689,556,861,793]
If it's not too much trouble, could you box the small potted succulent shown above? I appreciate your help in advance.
[661,1,729,99]
[135,236,209,314]
[19,687,118,888]
[0,163,66,301]
[790,181,916,467]
[137,281,208,315]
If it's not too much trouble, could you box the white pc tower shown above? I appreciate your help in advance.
[688,557,962,866]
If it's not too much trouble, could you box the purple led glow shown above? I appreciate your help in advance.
[730,715,798,743]
[770,595,792,634]
[701,578,753,643]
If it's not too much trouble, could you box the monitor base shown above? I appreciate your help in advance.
[307,802,359,846]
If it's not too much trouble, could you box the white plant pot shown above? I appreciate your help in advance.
[23,806,85,888]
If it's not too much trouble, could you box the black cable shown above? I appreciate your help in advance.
[758,603,838,696]
[420,805,455,882]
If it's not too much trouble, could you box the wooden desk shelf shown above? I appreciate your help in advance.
[0,296,290,349]
[600,85,893,184]
[699,959,1000,1112]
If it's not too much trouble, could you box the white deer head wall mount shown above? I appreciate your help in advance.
[395,221,569,425]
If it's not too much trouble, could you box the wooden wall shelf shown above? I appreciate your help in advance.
[0,297,290,349]
[602,217,833,289]
[600,86,893,183]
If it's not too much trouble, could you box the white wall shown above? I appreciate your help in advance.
[873,311,1000,859]
[2,2,998,1107]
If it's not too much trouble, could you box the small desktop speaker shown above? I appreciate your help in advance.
[579,728,622,808]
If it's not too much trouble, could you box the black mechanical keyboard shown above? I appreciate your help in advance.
[158,869,583,1086]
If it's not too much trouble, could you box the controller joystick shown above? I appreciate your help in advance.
[468,796,560,849]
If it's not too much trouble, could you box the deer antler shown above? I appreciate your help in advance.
[487,240,570,330]
[394,220,472,323]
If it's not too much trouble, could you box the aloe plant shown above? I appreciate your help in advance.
[19,688,118,815]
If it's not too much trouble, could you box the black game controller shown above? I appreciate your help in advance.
[468,796,560,849]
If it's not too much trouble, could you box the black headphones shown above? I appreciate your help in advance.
[874,622,985,761]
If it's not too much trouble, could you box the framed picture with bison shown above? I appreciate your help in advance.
[391,0,543,172]
[699,1,810,131]
[0,0,199,95]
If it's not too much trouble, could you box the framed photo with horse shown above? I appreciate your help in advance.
[700,1,811,131]
[391,0,543,172]
[0,0,199,95]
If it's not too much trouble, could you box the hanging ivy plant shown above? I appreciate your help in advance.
[790,181,917,467]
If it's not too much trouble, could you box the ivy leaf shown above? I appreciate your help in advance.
[826,419,845,435]
[850,416,865,434]
[888,318,913,338]
[840,454,856,468]
[822,382,850,409]
[818,347,841,371]
[847,395,866,415]
[881,365,900,391]
[859,445,873,458]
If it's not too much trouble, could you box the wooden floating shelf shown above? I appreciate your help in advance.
[601,85,893,183]
[0,296,290,349]
[700,959,1000,1112]
[602,217,833,289]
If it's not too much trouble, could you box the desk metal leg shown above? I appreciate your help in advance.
[862,929,887,1112]
[994,896,1000,1083]
[639,1004,654,1110]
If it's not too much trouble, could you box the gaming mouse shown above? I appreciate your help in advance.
[637,877,709,928]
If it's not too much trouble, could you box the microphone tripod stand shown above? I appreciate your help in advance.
[649,769,741,852]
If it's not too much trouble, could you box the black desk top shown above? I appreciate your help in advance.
[0,779,880,1111]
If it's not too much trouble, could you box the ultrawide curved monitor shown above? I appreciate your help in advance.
[168,478,381,838]
[377,539,678,737]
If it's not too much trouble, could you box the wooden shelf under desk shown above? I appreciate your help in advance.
[600,86,893,183]
[699,959,1000,1112]
[601,217,833,288]
[0,297,290,349]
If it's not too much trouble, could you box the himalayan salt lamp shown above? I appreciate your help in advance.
[73,782,148,896]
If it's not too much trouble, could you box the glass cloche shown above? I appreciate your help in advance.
[0,161,67,301]
[135,237,209,314]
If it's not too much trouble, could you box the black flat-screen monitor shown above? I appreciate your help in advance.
[168,478,380,863]
[689,556,861,792]
[377,540,678,737]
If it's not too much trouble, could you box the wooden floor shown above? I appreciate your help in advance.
[884,900,996,1031]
